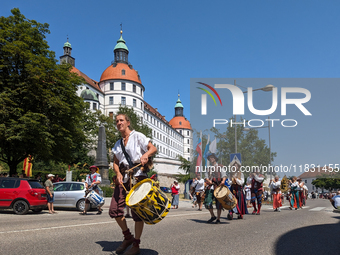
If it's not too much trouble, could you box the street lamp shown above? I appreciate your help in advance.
[233,80,274,154]
[244,117,272,181]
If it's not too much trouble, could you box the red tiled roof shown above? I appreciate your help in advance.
[298,167,335,179]
[169,116,192,130]
[71,66,101,92]
[144,101,168,123]
[100,63,141,84]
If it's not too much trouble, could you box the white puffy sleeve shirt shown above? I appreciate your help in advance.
[112,130,150,183]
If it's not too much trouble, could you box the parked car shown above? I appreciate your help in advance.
[0,177,47,215]
[160,186,172,193]
[53,182,103,211]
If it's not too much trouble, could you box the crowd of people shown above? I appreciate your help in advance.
[188,153,340,224]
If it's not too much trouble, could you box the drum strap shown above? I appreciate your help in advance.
[120,139,135,169]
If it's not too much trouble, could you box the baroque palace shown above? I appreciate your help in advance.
[59,30,193,176]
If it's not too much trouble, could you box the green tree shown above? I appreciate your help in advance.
[176,156,192,183]
[191,117,276,179]
[0,9,85,176]
[115,105,152,140]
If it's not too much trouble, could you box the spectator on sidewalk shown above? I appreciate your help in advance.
[171,180,180,209]
[45,174,56,214]
[52,174,65,183]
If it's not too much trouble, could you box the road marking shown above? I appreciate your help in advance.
[0,211,209,234]
[309,207,326,211]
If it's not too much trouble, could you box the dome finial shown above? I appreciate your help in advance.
[120,23,123,35]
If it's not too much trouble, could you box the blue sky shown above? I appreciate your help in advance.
[2,1,339,174]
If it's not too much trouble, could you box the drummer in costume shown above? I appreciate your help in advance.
[248,169,264,215]
[109,114,157,255]
[80,165,102,215]
[204,153,227,224]
[270,176,282,212]
[228,162,248,219]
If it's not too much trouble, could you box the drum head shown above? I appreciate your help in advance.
[127,180,152,206]
[214,186,229,199]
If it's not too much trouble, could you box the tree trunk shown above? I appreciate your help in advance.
[9,162,19,177]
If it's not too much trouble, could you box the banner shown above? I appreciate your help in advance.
[23,156,33,177]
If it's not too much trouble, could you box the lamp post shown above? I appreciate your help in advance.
[233,81,274,154]
[244,118,272,180]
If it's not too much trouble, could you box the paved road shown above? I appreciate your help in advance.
[0,199,339,255]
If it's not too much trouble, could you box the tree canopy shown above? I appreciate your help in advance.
[191,117,276,180]
[0,9,85,175]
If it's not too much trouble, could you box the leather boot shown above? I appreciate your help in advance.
[123,243,140,255]
[116,238,134,254]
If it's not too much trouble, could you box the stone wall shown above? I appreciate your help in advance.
[157,173,185,194]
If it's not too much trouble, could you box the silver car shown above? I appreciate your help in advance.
[53,182,103,211]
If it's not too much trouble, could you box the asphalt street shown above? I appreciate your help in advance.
[0,199,339,255]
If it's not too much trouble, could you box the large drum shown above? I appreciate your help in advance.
[86,190,105,207]
[126,178,171,225]
[214,186,237,210]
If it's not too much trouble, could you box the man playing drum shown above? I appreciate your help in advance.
[109,114,157,255]
[204,153,227,224]
[80,165,102,215]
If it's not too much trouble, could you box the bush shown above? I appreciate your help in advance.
[100,185,114,197]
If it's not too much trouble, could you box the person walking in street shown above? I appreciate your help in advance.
[228,162,248,219]
[109,113,157,255]
[270,176,282,212]
[191,174,205,211]
[45,174,56,214]
[204,153,227,224]
[80,165,102,215]
[171,180,180,209]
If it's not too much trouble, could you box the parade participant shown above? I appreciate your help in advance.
[249,168,264,215]
[191,173,205,211]
[329,193,340,209]
[228,162,248,219]
[297,178,305,208]
[204,153,227,224]
[80,165,102,215]
[109,114,157,255]
[289,177,300,210]
[303,184,308,206]
[270,176,282,212]
[244,180,252,207]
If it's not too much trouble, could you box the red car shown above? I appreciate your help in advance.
[0,177,47,215]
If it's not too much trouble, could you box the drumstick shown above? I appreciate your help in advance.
[125,163,142,174]
[121,182,128,192]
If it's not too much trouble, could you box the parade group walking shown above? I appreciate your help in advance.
[190,153,312,225]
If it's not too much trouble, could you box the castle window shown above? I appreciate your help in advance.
[141,102,143,109]
[110,83,114,90]
[93,103,97,110]
[121,82,126,91]
[109,97,113,105]
[122,69,126,75]
[121,97,126,105]
[179,121,182,125]
[133,85,136,93]
[133,99,136,107]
